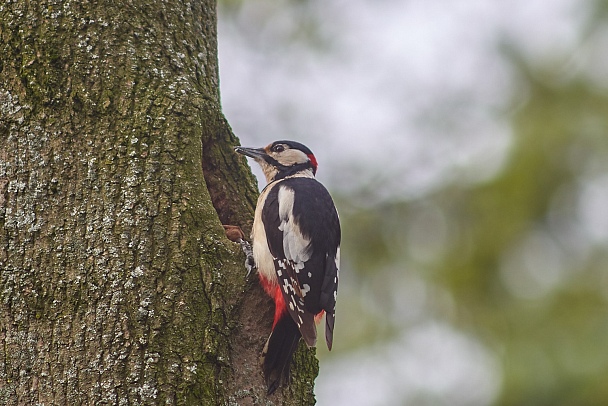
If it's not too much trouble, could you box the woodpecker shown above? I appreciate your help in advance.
[235,140,341,395]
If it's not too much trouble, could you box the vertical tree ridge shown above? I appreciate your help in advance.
[0,0,317,404]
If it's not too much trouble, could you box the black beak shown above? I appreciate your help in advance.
[234,146,267,159]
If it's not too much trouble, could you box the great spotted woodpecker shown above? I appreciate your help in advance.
[235,140,341,395]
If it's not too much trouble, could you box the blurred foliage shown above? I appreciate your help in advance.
[337,36,608,406]
[434,67,608,405]
[219,0,608,404]
[218,0,331,51]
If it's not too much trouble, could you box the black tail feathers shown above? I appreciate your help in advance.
[261,315,302,395]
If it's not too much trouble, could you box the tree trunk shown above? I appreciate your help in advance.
[0,1,317,404]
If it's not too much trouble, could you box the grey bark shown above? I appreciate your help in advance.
[0,0,317,404]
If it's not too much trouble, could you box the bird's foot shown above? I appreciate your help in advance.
[223,225,256,277]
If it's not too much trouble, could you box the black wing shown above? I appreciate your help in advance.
[262,177,341,348]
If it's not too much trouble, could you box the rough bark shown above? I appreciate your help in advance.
[0,0,317,404]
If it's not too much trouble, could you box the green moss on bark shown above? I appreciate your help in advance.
[0,0,320,404]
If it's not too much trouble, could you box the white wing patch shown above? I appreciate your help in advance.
[332,246,341,303]
[335,246,341,270]
[272,185,319,346]
[277,186,311,267]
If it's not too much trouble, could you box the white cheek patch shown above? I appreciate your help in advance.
[277,186,312,265]
[275,149,309,167]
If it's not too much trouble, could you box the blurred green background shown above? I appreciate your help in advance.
[218,1,608,404]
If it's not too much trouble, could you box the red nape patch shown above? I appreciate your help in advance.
[307,154,318,174]
[258,274,287,329]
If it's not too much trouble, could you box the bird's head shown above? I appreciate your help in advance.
[235,140,318,183]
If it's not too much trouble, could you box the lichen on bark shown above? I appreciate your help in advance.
[0,0,319,404]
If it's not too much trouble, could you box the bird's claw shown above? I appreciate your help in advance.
[223,225,256,277]
[239,238,256,277]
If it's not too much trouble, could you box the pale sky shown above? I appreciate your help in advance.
[218,0,591,404]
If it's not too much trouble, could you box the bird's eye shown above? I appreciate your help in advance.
[272,144,285,153]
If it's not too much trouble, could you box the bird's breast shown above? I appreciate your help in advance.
[252,184,279,286]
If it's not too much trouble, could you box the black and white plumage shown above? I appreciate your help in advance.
[235,140,341,395]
